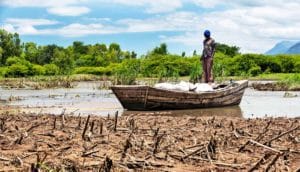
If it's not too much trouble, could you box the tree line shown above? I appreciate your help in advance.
[0,29,300,83]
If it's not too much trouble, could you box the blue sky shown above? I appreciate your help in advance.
[1,0,300,55]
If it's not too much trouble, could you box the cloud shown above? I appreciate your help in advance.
[0,0,85,7]
[190,0,224,8]
[103,0,182,13]
[47,6,90,16]
[0,0,90,16]
[5,18,59,26]
[2,18,59,35]
[119,12,201,32]
[57,23,120,37]
[162,2,300,53]
[190,0,300,8]
[1,0,300,53]
[1,18,120,37]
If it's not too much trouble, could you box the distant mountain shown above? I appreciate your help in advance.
[265,41,295,55]
[286,42,300,54]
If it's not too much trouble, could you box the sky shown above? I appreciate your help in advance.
[0,0,300,55]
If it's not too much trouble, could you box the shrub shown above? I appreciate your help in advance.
[278,56,294,73]
[114,59,140,85]
[0,67,8,77]
[189,61,202,83]
[293,61,300,73]
[6,64,29,77]
[44,64,59,76]
[73,67,112,75]
[31,64,46,75]
[248,66,261,76]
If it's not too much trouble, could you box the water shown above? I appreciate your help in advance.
[0,82,299,118]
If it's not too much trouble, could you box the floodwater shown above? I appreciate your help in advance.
[0,82,299,118]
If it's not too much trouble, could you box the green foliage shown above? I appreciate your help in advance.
[44,64,59,76]
[152,43,168,55]
[293,61,300,73]
[52,48,74,74]
[73,41,88,53]
[1,29,300,80]
[31,65,46,76]
[75,54,95,66]
[24,42,39,63]
[6,64,29,77]
[278,55,294,73]
[38,44,63,65]
[114,59,140,85]
[279,74,300,86]
[248,66,262,76]
[0,29,22,65]
[189,61,202,83]
[141,54,194,78]
[215,43,240,57]
[73,67,112,75]
[0,67,8,77]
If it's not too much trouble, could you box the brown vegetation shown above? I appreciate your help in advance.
[0,111,299,171]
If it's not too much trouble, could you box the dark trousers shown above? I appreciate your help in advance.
[202,57,213,83]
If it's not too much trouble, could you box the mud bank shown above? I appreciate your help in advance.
[0,112,299,171]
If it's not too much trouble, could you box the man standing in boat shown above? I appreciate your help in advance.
[201,30,216,83]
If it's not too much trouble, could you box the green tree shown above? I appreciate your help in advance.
[52,49,74,74]
[109,43,121,52]
[24,42,39,63]
[215,43,240,57]
[44,64,59,75]
[131,51,137,59]
[152,43,168,55]
[38,44,63,65]
[73,41,88,55]
[0,29,22,65]
[193,50,197,56]
[181,52,186,57]
[105,43,121,62]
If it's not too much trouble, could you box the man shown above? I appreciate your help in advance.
[201,30,216,83]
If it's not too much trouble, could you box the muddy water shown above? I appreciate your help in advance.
[0,82,299,118]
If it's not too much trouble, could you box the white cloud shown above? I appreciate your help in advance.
[0,0,90,16]
[190,0,223,8]
[1,18,59,35]
[0,0,85,7]
[161,1,300,53]
[5,18,59,26]
[47,6,90,16]
[1,18,120,37]
[57,23,119,37]
[119,12,201,32]
[104,0,182,13]
[1,0,300,53]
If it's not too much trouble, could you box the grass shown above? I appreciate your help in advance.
[277,74,300,89]
[0,73,299,89]
[213,73,300,82]
[0,74,112,89]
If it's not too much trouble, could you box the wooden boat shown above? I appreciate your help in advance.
[111,80,248,110]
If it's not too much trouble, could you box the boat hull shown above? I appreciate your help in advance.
[111,80,248,110]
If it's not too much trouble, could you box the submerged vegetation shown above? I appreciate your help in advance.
[0,29,300,87]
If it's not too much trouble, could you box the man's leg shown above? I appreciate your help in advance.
[202,59,208,83]
[207,58,213,83]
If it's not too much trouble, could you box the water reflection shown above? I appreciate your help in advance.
[123,106,243,118]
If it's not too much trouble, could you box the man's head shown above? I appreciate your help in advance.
[204,30,210,38]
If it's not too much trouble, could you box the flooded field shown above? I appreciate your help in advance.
[0,82,299,171]
[0,82,299,118]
